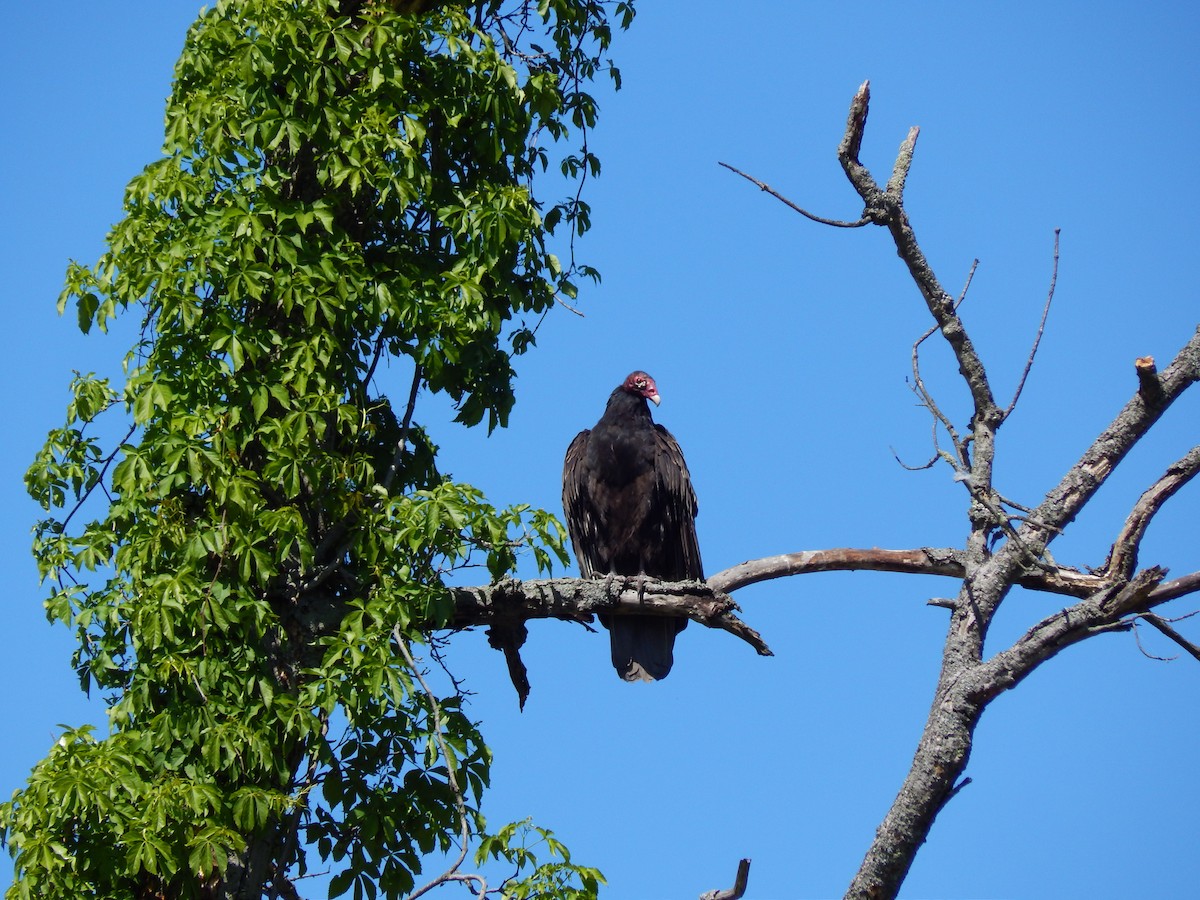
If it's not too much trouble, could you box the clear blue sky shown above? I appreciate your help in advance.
[4,3,1198,898]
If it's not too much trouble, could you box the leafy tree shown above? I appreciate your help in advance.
[2,1,632,897]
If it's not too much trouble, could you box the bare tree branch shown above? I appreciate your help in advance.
[718,161,869,227]
[1015,327,1200,553]
[708,548,963,594]
[449,551,1200,667]
[1141,612,1200,663]
[837,81,874,201]
[436,557,1200,711]
[838,83,1000,427]
[713,79,1200,900]
[973,567,1170,701]
[885,126,920,199]
[1147,571,1200,604]
[707,547,1119,600]
[1103,444,1200,579]
[1004,228,1060,418]
[700,859,751,900]
[450,577,773,658]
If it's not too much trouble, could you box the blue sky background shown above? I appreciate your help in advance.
[4,3,1198,898]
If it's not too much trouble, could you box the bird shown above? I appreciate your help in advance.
[562,371,703,681]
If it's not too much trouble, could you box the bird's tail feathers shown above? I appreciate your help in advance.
[607,615,680,682]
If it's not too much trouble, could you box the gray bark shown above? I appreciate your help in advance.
[723,81,1200,899]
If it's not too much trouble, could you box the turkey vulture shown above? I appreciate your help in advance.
[562,371,703,681]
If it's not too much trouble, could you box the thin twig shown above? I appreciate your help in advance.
[362,332,387,392]
[903,376,964,472]
[60,423,137,533]
[907,259,979,469]
[956,261,980,306]
[1140,613,1200,663]
[891,440,939,472]
[394,629,473,900]
[554,292,585,316]
[1004,229,1060,418]
[933,776,972,816]
[718,161,869,228]
[1131,618,1179,661]
[381,362,424,494]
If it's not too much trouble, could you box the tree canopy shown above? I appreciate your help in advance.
[3,1,633,897]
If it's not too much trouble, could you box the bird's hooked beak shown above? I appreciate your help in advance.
[647,391,661,406]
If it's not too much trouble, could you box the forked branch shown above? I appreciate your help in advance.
[837,82,999,425]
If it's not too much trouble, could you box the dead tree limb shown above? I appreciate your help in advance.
[1141,612,1200,663]
[1101,444,1200,580]
[450,577,769,653]
[700,858,751,900]
[452,553,1200,633]
[723,80,1200,900]
[707,547,1109,599]
[454,546,1200,705]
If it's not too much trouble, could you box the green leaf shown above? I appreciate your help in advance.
[328,868,356,899]
[76,293,99,334]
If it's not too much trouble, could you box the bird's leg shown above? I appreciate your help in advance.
[601,573,646,603]
[601,573,646,607]
[601,572,621,608]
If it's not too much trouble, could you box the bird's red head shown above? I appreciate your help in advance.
[622,370,661,406]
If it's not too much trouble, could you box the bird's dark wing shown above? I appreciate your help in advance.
[562,428,602,578]
[563,404,702,681]
[652,424,703,581]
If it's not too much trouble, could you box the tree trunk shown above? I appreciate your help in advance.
[844,645,983,899]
